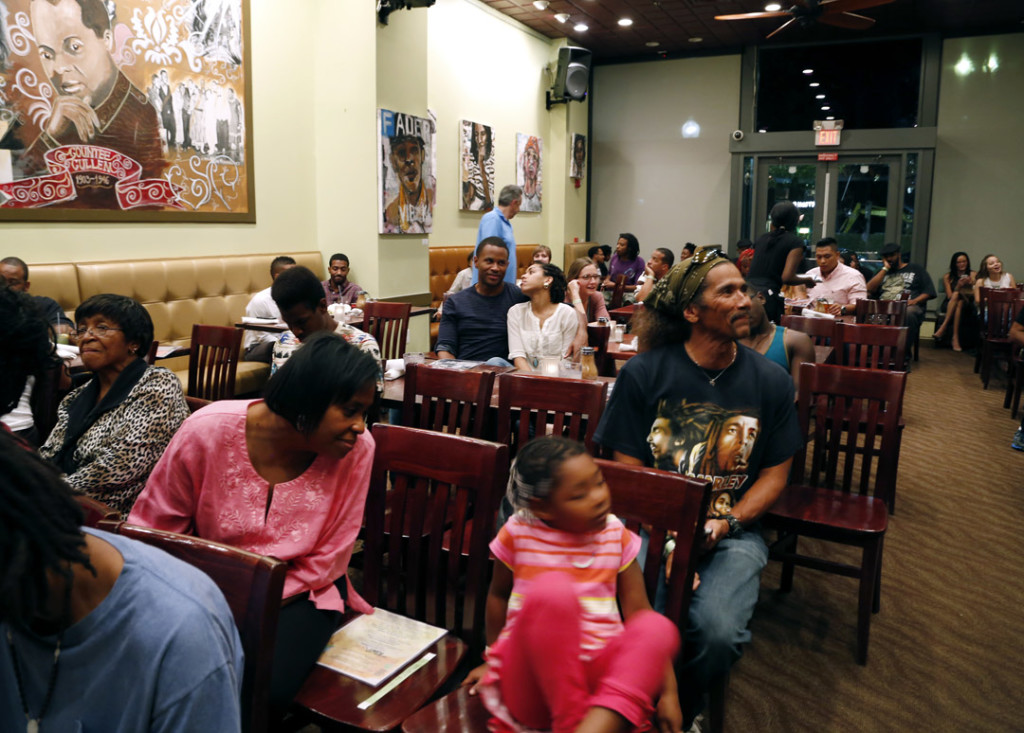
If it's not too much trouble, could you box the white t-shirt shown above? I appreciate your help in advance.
[0,376,34,432]
[243,286,282,351]
[507,302,579,364]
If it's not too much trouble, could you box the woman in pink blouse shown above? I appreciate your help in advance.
[130,332,380,713]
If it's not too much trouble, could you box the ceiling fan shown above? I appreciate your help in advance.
[715,0,896,40]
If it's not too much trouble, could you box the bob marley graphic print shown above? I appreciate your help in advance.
[646,400,760,518]
[594,342,804,520]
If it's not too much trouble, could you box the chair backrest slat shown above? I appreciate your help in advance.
[854,299,907,326]
[794,363,906,503]
[496,373,607,456]
[188,324,242,401]
[596,460,710,627]
[401,364,495,438]
[362,424,508,656]
[835,322,908,371]
[362,301,412,362]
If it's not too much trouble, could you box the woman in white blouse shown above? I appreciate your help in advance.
[507,263,585,371]
[974,254,1017,304]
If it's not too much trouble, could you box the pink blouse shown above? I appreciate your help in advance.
[129,400,374,614]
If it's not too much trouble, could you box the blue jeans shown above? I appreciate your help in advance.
[680,529,768,720]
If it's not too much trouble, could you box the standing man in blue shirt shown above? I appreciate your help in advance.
[472,184,522,286]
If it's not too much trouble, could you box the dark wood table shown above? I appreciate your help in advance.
[608,303,639,324]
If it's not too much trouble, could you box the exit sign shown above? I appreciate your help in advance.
[815,128,841,146]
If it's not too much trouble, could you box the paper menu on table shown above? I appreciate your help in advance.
[316,608,447,687]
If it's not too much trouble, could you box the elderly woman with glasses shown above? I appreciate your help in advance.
[40,294,188,515]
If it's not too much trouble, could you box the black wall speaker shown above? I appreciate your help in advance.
[552,46,592,102]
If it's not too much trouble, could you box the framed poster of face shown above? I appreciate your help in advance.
[378,107,435,234]
[516,132,540,213]
[459,119,493,212]
[0,0,255,221]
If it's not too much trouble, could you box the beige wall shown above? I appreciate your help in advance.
[589,54,742,255]
[930,33,1024,285]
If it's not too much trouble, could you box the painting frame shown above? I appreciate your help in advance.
[378,107,435,235]
[459,119,493,212]
[516,132,541,213]
[0,0,256,223]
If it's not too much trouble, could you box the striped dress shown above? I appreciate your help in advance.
[479,513,641,730]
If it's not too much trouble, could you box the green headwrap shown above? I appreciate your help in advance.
[644,245,731,319]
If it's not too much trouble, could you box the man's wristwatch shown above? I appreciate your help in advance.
[720,514,744,538]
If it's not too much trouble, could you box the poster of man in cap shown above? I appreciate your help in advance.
[379,108,435,234]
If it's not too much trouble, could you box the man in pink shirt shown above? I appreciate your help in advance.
[805,237,867,316]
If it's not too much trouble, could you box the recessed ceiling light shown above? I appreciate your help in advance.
[618,18,633,26]
[645,40,660,47]
[764,2,782,10]
[532,0,549,9]
[809,82,820,87]
[821,105,831,111]
[758,129,767,133]
[688,37,703,43]
[826,116,835,120]
[554,12,570,22]
[802,69,814,75]
[574,22,588,31]
[815,94,825,99]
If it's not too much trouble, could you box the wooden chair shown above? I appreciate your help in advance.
[780,315,838,347]
[587,322,616,377]
[834,322,907,371]
[293,424,509,732]
[74,494,120,527]
[185,396,213,413]
[144,340,159,365]
[608,275,627,310]
[979,290,1022,389]
[765,363,907,665]
[101,522,286,733]
[362,301,412,361]
[1004,342,1024,418]
[29,362,68,446]
[854,298,907,327]
[401,459,712,733]
[187,324,243,401]
[401,363,495,438]
[496,372,608,456]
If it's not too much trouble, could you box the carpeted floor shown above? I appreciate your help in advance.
[726,343,1024,732]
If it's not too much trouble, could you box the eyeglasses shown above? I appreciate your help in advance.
[578,274,601,281]
[74,324,123,339]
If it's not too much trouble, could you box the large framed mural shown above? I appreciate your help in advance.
[0,0,254,221]
[378,107,435,234]
[516,132,540,212]
[459,119,492,212]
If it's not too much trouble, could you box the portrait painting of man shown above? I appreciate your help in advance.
[379,108,435,234]
[0,0,253,220]
[459,119,493,212]
[516,132,541,213]
[570,133,585,179]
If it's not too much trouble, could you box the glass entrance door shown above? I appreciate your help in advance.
[753,155,904,262]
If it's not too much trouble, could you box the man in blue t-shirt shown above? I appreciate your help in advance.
[0,437,244,732]
[595,246,803,729]
[470,184,522,287]
[436,236,527,363]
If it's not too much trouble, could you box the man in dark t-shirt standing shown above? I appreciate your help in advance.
[436,237,527,364]
[595,246,803,728]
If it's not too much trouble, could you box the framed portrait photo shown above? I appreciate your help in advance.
[515,132,541,213]
[459,119,493,212]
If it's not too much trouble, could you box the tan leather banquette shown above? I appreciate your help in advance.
[28,252,323,396]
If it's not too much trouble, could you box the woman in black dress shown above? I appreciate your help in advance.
[748,201,815,323]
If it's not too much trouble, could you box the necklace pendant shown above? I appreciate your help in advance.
[28,719,39,733]
[571,554,596,569]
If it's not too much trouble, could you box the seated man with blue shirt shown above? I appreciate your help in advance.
[437,236,526,364]
[0,434,244,732]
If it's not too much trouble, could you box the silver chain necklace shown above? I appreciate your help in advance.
[689,343,737,387]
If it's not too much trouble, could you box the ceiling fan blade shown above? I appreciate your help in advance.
[765,17,799,39]
[715,11,792,20]
[820,0,894,14]
[819,11,876,29]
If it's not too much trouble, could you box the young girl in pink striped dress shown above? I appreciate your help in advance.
[465,437,682,733]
